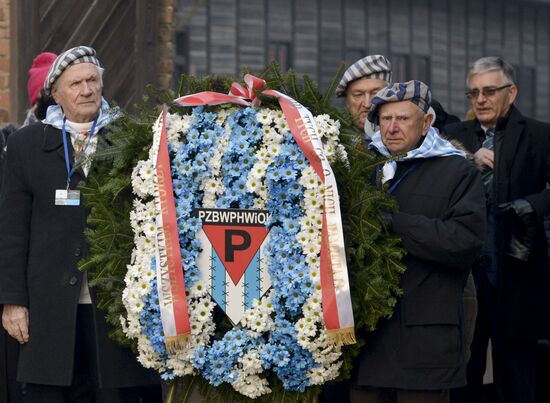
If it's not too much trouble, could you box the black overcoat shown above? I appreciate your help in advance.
[0,122,157,386]
[355,155,486,390]
[445,106,550,341]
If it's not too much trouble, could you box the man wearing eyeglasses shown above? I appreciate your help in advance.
[445,56,550,403]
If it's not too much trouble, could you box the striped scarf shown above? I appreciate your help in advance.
[369,126,466,183]
[42,97,121,134]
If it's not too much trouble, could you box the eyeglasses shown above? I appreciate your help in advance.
[465,84,512,99]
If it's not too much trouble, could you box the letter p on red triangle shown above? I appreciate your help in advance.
[203,225,269,285]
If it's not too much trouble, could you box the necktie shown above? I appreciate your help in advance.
[482,127,495,150]
[481,127,497,286]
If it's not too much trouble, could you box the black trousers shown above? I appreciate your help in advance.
[454,265,538,403]
[350,386,450,403]
[24,305,161,403]
[492,339,536,403]
[0,324,22,403]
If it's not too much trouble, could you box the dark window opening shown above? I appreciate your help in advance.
[268,42,292,71]
[516,66,535,118]
[174,29,190,88]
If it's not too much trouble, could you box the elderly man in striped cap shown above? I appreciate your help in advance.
[336,54,392,132]
[350,81,486,403]
[0,46,159,402]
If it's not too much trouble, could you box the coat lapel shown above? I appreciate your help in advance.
[495,106,525,202]
[42,124,86,184]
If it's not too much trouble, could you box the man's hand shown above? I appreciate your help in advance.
[473,147,494,169]
[2,304,29,344]
[498,199,537,262]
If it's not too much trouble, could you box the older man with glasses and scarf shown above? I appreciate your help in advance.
[446,56,550,403]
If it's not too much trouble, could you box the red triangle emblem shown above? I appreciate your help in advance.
[203,225,269,285]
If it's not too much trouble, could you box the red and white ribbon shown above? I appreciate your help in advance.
[151,106,191,352]
[174,75,355,345]
[262,90,355,345]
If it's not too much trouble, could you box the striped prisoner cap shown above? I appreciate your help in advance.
[336,55,392,97]
[43,46,101,95]
[367,80,432,124]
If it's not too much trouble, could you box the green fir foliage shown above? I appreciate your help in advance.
[80,63,406,401]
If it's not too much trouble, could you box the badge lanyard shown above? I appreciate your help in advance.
[61,116,98,190]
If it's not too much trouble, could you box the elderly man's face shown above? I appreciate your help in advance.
[467,70,517,128]
[345,78,388,129]
[379,101,432,154]
[51,63,102,123]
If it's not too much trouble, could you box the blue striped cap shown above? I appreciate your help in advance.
[336,55,392,97]
[367,80,432,124]
[43,46,101,95]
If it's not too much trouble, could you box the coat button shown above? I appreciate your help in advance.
[69,276,78,286]
[74,248,81,257]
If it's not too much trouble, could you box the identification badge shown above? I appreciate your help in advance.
[55,189,81,206]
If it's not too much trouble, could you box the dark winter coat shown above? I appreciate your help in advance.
[355,155,486,390]
[445,106,550,341]
[0,122,157,387]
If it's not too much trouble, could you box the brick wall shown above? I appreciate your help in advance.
[158,0,174,89]
[0,0,9,123]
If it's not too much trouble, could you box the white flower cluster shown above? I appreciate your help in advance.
[241,290,276,338]
[123,196,162,370]
[297,166,324,283]
[247,108,287,208]
[231,349,272,398]
[199,114,231,208]
[131,160,156,198]
[168,281,216,376]
[165,113,192,152]
[314,114,348,163]
[296,290,343,385]
[295,166,344,384]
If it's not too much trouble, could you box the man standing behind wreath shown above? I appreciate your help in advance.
[336,54,392,138]
[445,56,550,403]
[350,81,486,403]
[0,46,159,402]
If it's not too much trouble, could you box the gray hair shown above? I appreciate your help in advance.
[467,56,516,86]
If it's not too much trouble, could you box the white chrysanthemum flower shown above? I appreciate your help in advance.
[216,109,230,125]
[256,109,273,125]
[232,348,271,398]
[266,143,281,156]
[189,281,209,298]
[137,336,164,370]
[231,374,271,399]
[274,118,289,132]
[131,160,156,197]
[261,125,277,139]
[127,296,144,314]
[135,278,151,296]
[142,220,157,239]
[124,316,142,338]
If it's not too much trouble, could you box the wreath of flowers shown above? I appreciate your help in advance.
[81,69,406,403]
[124,104,347,398]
